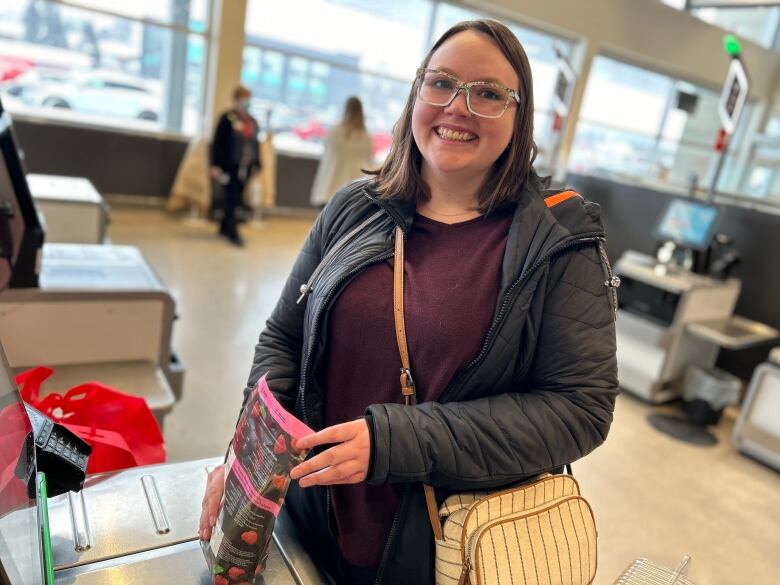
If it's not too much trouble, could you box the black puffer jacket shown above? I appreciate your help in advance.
[241,172,619,584]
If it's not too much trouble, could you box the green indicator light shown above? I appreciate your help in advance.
[724,34,741,56]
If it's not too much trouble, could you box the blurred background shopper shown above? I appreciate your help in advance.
[210,85,261,246]
[309,96,374,208]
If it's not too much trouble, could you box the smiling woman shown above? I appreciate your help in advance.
[202,18,618,585]
[371,20,537,218]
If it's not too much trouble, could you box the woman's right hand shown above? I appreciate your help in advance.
[199,463,225,541]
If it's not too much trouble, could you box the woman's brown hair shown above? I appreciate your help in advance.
[368,19,537,213]
[341,96,367,136]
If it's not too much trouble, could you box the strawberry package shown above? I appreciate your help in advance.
[202,374,312,584]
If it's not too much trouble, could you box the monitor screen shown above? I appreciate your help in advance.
[654,198,721,251]
[0,102,44,290]
[0,343,42,585]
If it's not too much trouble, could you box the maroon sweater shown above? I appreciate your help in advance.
[322,209,514,569]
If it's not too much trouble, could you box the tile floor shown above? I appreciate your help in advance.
[106,205,780,585]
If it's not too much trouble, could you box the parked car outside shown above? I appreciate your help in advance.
[2,68,160,122]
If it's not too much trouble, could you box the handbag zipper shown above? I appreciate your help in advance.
[439,234,604,404]
[462,495,596,585]
[457,474,578,555]
[457,557,472,585]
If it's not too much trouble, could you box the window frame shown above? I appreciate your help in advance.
[571,51,773,203]
[1,0,213,138]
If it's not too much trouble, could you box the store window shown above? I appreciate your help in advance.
[570,56,757,198]
[738,105,780,203]
[692,6,780,50]
[659,0,780,50]
[242,0,571,160]
[0,0,210,135]
[242,0,432,158]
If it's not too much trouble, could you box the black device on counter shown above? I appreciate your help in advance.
[23,402,91,497]
[0,98,45,290]
[704,233,740,280]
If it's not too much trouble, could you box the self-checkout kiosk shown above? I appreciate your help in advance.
[614,198,777,405]
[732,346,780,470]
[0,103,182,427]
[26,174,109,245]
[0,341,327,585]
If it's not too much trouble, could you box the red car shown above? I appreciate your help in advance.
[371,131,393,158]
[293,120,327,142]
[0,56,34,82]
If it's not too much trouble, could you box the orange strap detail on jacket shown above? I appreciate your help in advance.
[544,190,582,208]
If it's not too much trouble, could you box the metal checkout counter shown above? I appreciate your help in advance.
[0,103,182,427]
[0,342,328,585]
[614,198,777,404]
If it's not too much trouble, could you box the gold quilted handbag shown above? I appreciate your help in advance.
[392,227,598,585]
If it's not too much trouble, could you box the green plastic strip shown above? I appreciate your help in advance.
[36,473,55,585]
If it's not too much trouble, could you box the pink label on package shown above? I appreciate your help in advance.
[257,375,313,440]
[231,458,282,516]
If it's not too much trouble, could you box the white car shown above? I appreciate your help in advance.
[5,69,161,122]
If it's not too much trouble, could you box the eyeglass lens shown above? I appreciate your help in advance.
[418,70,510,117]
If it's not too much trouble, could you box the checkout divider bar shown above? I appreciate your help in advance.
[141,475,172,535]
[66,491,92,552]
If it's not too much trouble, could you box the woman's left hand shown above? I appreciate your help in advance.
[290,419,370,487]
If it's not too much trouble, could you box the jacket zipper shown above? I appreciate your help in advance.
[597,241,620,320]
[297,209,386,303]
[298,249,395,426]
[374,484,411,585]
[306,243,400,585]
[439,234,604,404]
[297,199,399,426]
[361,188,409,232]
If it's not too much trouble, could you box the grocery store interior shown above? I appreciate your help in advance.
[1,1,780,584]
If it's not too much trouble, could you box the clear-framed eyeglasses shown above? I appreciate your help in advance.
[415,68,520,119]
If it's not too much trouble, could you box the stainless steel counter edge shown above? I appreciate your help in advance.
[49,457,331,584]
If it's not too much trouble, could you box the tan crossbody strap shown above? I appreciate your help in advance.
[393,226,416,406]
[392,226,445,541]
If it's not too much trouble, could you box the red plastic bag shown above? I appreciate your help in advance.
[0,400,33,515]
[15,366,166,473]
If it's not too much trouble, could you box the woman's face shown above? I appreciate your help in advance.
[412,30,519,185]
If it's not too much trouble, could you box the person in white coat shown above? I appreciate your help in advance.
[310,96,374,207]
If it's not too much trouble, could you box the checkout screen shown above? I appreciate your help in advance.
[655,199,719,250]
[0,348,42,585]
[0,112,30,291]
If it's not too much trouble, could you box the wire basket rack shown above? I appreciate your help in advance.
[613,555,695,585]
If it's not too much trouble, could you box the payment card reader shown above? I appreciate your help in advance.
[23,403,90,497]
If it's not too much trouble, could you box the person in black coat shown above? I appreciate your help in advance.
[210,85,261,246]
